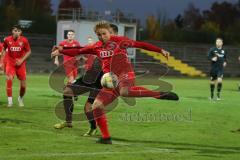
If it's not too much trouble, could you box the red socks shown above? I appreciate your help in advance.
[6,79,26,97]
[6,80,12,97]
[20,85,26,97]
[127,86,160,97]
[93,108,110,139]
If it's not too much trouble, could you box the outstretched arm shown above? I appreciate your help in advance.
[51,46,96,57]
[61,47,96,56]
[118,37,169,59]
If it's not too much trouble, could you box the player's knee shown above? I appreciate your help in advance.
[6,75,13,80]
[20,81,26,87]
[119,88,128,97]
[217,78,222,83]
[92,100,104,110]
[63,87,74,97]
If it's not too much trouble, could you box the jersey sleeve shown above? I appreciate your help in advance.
[61,46,96,56]
[207,48,214,61]
[224,50,227,62]
[115,36,163,53]
[0,43,2,52]
[24,38,31,52]
[59,41,65,47]
[3,38,8,50]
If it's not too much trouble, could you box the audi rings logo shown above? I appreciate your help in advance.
[10,47,21,52]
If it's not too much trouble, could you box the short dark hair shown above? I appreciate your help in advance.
[12,25,22,31]
[110,24,118,34]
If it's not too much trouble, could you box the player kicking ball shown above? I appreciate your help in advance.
[52,21,179,144]
[53,24,120,136]
[208,38,227,101]
[1,25,31,107]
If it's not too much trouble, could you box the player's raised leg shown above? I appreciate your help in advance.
[118,79,179,100]
[111,54,179,100]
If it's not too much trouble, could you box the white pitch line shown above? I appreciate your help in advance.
[1,149,176,159]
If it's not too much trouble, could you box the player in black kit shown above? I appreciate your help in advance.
[208,38,227,100]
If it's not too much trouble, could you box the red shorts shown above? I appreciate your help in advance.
[96,72,136,106]
[63,58,78,79]
[118,72,135,88]
[6,62,27,80]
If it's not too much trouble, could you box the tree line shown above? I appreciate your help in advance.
[0,0,81,34]
[143,1,240,44]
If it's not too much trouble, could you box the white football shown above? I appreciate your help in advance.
[101,72,119,89]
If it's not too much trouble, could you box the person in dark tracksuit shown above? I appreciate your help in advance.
[208,38,227,100]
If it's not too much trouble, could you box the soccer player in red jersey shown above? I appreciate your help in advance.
[54,30,80,83]
[0,42,3,71]
[1,25,31,107]
[0,42,7,73]
[52,21,178,144]
[53,24,121,136]
[0,42,3,53]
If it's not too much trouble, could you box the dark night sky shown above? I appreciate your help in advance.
[51,0,238,21]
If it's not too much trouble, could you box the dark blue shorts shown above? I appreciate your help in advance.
[210,69,223,81]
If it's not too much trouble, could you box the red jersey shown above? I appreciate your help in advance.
[3,36,30,64]
[0,43,3,53]
[61,36,163,73]
[59,39,80,62]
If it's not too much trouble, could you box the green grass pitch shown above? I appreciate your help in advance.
[0,75,240,160]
